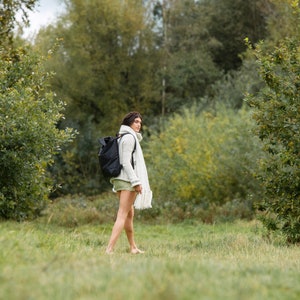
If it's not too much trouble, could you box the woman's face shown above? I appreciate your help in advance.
[130,117,142,133]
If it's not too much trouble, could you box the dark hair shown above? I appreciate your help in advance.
[121,111,142,126]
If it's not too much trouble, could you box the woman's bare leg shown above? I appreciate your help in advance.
[124,207,144,254]
[124,206,136,249]
[105,191,136,254]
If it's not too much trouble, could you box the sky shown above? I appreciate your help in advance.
[22,0,66,38]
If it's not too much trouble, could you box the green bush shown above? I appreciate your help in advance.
[146,105,264,220]
[247,34,300,242]
[0,47,75,220]
[49,118,108,198]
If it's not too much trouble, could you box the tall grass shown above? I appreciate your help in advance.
[1,220,299,300]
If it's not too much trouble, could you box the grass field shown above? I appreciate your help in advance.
[0,219,299,300]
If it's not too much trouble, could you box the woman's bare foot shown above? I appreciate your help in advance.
[105,248,114,254]
[130,248,145,254]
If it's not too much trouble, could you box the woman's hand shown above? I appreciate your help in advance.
[134,184,142,194]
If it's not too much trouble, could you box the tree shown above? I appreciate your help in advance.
[154,0,222,114]
[34,0,160,195]
[247,1,300,243]
[0,0,36,51]
[0,0,75,219]
[33,0,280,196]
[36,0,160,131]
[153,0,272,114]
[202,0,273,71]
[266,0,300,42]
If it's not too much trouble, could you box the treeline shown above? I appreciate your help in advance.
[33,0,273,195]
[1,0,299,242]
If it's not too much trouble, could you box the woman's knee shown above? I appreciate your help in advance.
[116,208,129,220]
[127,208,134,218]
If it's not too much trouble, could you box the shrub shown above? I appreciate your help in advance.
[0,47,75,220]
[247,33,300,243]
[146,104,264,219]
[49,118,108,198]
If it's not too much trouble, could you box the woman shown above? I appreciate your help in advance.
[105,112,152,254]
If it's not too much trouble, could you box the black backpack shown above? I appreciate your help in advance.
[98,133,136,177]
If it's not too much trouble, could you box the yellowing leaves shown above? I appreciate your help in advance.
[147,105,263,206]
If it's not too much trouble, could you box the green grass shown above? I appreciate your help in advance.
[0,220,299,300]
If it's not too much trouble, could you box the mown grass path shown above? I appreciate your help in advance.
[0,220,299,300]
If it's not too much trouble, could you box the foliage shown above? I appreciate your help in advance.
[146,105,264,214]
[156,0,273,113]
[30,0,276,196]
[49,117,109,197]
[203,55,264,110]
[266,0,300,42]
[33,0,162,193]
[0,0,37,49]
[201,0,273,71]
[165,44,221,113]
[0,46,75,220]
[154,0,223,114]
[246,0,300,243]
[35,0,160,131]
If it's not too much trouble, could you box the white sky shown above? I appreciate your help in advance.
[22,0,66,38]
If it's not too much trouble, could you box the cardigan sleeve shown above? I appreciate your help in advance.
[119,134,141,187]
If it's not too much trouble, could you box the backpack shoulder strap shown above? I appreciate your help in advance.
[119,133,136,168]
[119,133,136,152]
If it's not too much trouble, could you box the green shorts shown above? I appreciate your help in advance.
[112,179,135,192]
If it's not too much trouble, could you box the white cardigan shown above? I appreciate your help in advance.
[112,132,141,187]
[111,125,152,209]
